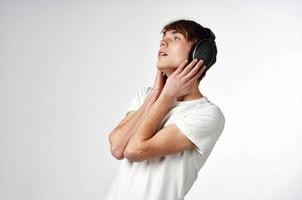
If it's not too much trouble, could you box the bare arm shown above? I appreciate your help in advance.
[123,59,206,161]
[108,92,158,160]
[123,93,175,161]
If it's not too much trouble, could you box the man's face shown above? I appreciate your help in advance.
[157,30,193,75]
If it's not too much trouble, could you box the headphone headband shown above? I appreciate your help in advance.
[207,29,216,40]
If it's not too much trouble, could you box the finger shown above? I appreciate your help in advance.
[155,70,163,80]
[153,70,162,86]
[194,65,207,79]
[174,59,189,75]
[187,65,206,85]
[179,59,199,77]
[183,60,205,80]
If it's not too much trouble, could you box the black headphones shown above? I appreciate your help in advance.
[188,29,217,70]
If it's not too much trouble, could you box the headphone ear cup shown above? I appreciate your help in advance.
[190,39,217,69]
[188,45,195,63]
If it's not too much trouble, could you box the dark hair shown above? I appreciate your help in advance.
[160,19,217,82]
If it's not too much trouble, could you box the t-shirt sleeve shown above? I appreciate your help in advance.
[125,86,152,115]
[174,105,225,159]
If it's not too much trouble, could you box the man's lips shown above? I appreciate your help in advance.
[158,50,168,57]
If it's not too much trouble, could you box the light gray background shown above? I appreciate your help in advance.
[1,0,302,199]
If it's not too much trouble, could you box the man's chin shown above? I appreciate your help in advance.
[157,63,176,69]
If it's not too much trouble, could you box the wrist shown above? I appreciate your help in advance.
[150,88,161,98]
[158,92,176,108]
[142,93,157,115]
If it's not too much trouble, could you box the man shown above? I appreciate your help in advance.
[106,19,225,200]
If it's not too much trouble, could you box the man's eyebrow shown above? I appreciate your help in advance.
[163,30,181,37]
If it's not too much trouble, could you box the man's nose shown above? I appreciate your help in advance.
[160,38,169,47]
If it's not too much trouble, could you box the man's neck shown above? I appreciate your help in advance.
[176,87,203,102]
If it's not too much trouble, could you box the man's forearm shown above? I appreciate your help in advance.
[127,93,176,143]
[109,92,158,158]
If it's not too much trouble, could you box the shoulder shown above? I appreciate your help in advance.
[187,101,225,130]
[142,86,152,95]
[129,86,153,105]
[135,86,152,99]
[136,86,152,95]
[196,98,224,117]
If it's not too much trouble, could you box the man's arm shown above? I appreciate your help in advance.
[108,92,158,160]
[123,92,184,161]
[123,60,207,162]
[123,92,200,162]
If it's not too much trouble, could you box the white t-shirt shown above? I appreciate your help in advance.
[105,86,225,200]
